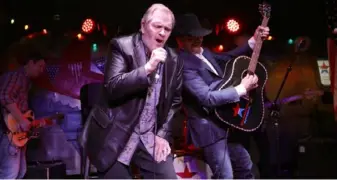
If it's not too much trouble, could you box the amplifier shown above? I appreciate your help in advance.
[296,137,337,178]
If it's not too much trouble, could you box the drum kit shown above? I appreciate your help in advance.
[172,150,212,179]
[171,109,213,179]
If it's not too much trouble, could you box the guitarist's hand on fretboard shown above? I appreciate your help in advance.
[31,120,43,128]
[30,118,53,128]
[253,26,270,41]
[17,118,31,132]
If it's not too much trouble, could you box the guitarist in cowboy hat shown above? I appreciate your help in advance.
[0,52,46,179]
[174,13,269,178]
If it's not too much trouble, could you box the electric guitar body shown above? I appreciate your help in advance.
[3,110,64,147]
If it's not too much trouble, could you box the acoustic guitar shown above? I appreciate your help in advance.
[3,110,64,147]
[214,3,271,132]
[182,89,323,152]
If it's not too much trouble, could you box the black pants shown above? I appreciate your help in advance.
[98,142,177,179]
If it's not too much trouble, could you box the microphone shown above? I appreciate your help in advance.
[155,62,163,83]
[151,47,167,83]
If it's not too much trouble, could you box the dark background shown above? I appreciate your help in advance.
[0,0,329,57]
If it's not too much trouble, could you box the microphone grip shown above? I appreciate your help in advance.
[155,63,163,82]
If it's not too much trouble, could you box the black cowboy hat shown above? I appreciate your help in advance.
[174,13,212,37]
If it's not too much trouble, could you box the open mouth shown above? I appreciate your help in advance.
[156,39,164,43]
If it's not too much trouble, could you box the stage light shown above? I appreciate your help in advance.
[24,25,29,30]
[10,19,15,24]
[217,45,224,51]
[226,19,240,33]
[82,18,95,33]
[42,29,48,34]
[288,38,294,44]
[77,33,84,40]
[267,36,273,40]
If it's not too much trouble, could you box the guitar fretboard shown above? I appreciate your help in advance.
[248,17,270,72]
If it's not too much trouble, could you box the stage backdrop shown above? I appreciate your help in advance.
[2,33,108,175]
[32,40,105,100]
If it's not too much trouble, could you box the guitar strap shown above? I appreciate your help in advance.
[0,106,8,133]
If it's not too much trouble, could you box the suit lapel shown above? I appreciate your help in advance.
[182,50,223,77]
[157,47,175,120]
[184,53,213,73]
[202,49,223,77]
[133,34,147,68]
[160,47,175,100]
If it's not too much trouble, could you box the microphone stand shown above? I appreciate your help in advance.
[269,42,303,178]
[269,63,292,178]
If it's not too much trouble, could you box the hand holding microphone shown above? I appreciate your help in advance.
[144,48,167,75]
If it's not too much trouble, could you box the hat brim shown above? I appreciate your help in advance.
[174,27,212,37]
[187,28,212,37]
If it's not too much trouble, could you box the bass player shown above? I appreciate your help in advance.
[0,52,46,179]
[174,13,269,178]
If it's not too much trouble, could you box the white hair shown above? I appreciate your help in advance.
[141,3,175,27]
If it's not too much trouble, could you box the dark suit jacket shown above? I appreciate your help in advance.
[180,43,252,148]
[80,33,183,172]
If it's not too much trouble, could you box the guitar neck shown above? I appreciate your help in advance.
[265,95,303,108]
[31,115,61,127]
[248,17,270,73]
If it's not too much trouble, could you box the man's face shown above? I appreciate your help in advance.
[179,36,203,54]
[27,59,46,78]
[141,10,173,51]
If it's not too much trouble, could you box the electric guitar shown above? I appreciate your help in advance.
[214,3,271,132]
[3,110,64,147]
[265,89,324,108]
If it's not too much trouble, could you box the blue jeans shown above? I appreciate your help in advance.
[0,133,27,179]
[203,139,254,179]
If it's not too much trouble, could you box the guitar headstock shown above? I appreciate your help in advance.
[259,2,271,18]
[41,113,65,126]
[51,113,65,120]
[303,89,324,100]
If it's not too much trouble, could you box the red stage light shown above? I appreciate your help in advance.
[226,19,240,33]
[82,18,95,33]
[217,45,224,51]
[77,33,84,40]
